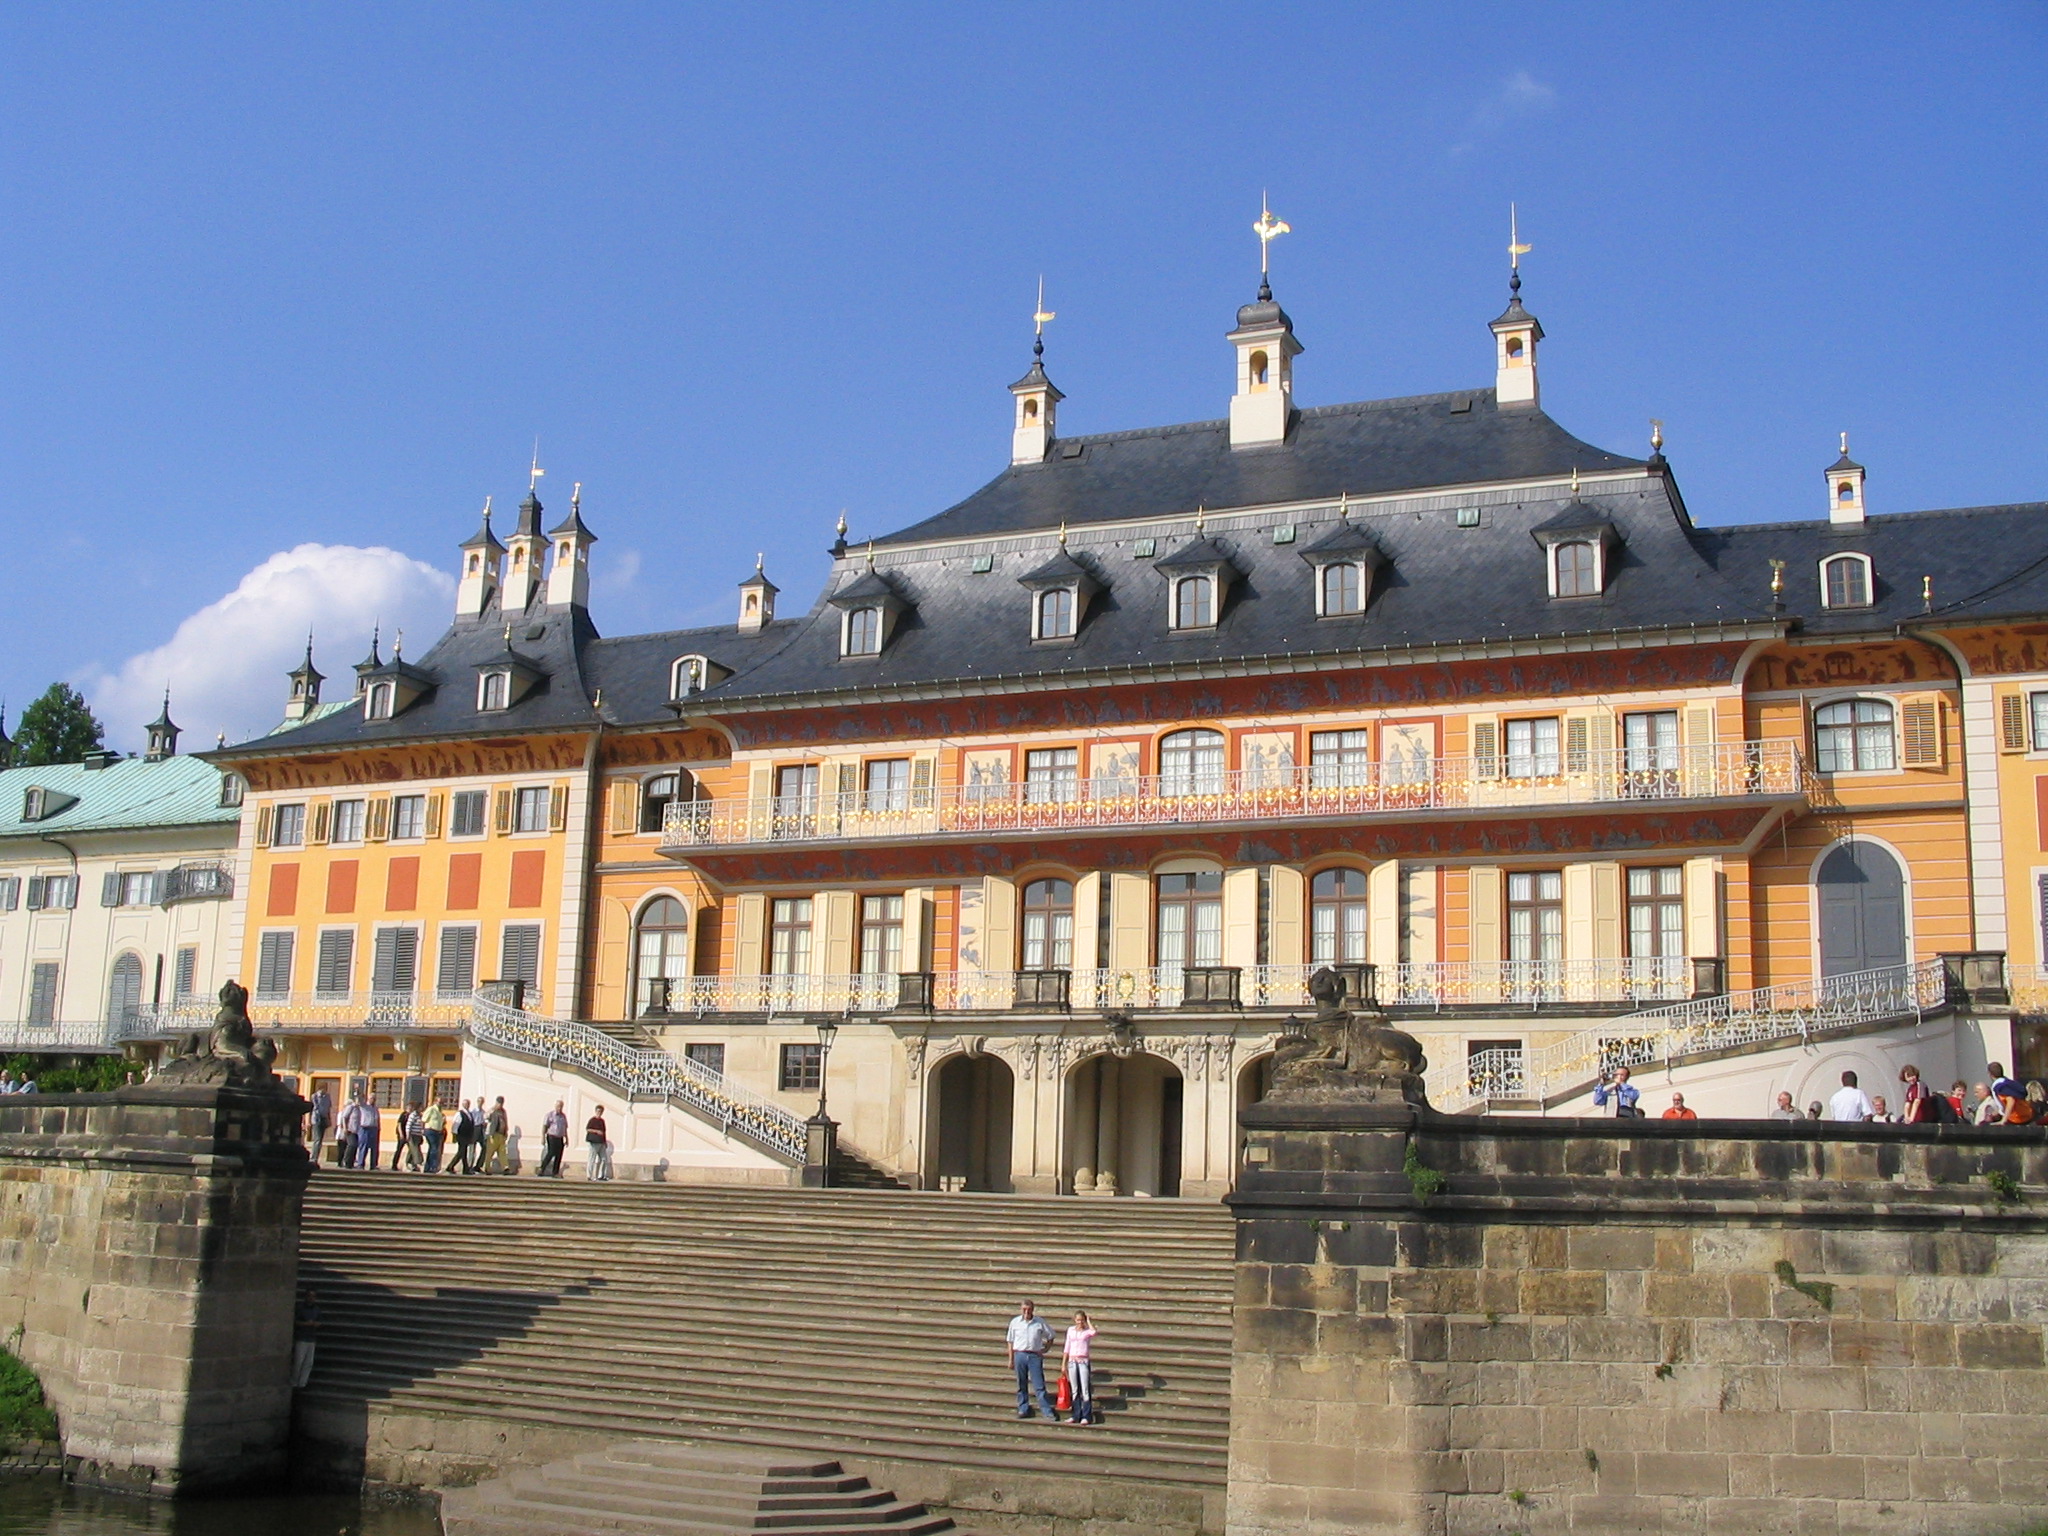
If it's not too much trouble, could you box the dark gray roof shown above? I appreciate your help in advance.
[1230,296,1294,334]
[460,509,506,553]
[1702,503,2048,635]
[1017,547,1099,589]
[1151,535,1240,574]
[827,569,902,608]
[1298,520,1385,563]
[876,389,1643,548]
[513,491,544,539]
[1530,500,1619,542]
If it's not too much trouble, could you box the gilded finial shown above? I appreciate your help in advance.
[1252,193,1290,298]
[1922,575,1934,611]
[571,481,582,513]
[1650,419,1664,453]
[529,439,544,492]
[1840,431,1850,456]
[865,540,876,568]
[1032,276,1056,362]
[1570,466,1580,497]
[482,494,493,520]
[1508,202,1532,271]
[393,629,403,660]
[1768,558,1786,597]
[1057,520,1068,547]
[755,551,764,573]
[1194,504,1207,535]
[1338,490,1350,521]
[835,509,848,540]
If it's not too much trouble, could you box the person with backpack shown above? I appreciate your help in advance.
[1989,1063,2034,1125]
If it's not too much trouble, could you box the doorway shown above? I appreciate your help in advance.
[928,1052,1014,1192]
[1816,842,1908,977]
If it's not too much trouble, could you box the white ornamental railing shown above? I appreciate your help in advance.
[663,742,1807,849]
[1424,959,1949,1113]
[468,996,809,1162]
[0,1019,127,1052]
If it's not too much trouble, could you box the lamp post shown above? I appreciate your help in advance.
[802,1018,839,1188]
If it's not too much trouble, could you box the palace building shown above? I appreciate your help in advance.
[196,248,2048,1188]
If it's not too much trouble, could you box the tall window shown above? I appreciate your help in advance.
[1021,878,1075,970]
[1037,587,1076,639]
[845,606,883,655]
[106,953,144,1029]
[1173,577,1214,629]
[1506,872,1564,963]
[685,1042,726,1076]
[500,924,542,988]
[2032,691,2048,752]
[1814,699,1896,773]
[173,946,198,1000]
[1310,868,1369,965]
[779,1043,823,1092]
[1310,729,1372,789]
[636,896,691,1013]
[1627,868,1685,959]
[27,963,59,1025]
[1822,555,1871,608]
[859,894,904,976]
[367,682,395,719]
[775,764,819,814]
[1319,562,1363,616]
[1554,541,1598,597]
[436,925,478,997]
[1622,711,1679,773]
[315,931,355,999]
[479,671,510,710]
[273,803,307,847]
[513,786,550,831]
[332,799,366,844]
[769,897,813,976]
[1504,718,1562,778]
[863,759,910,813]
[371,927,421,995]
[641,773,686,833]
[392,794,427,840]
[255,933,295,999]
[1156,870,1224,970]
[449,790,488,837]
[1159,729,1226,796]
[1024,748,1078,804]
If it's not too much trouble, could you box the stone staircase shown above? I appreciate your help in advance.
[442,1440,953,1535]
[296,1177,1234,1532]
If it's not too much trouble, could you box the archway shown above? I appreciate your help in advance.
[1816,841,1907,976]
[1065,1051,1183,1197]
[1233,1052,1276,1179]
[928,1052,1015,1193]
[106,952,144,1029]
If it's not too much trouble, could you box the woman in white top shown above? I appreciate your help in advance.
[1064,1311,1099,1427]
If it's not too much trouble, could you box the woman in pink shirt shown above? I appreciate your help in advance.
[1063,1311,1099,1427]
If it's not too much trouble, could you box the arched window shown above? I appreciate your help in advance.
[1320,562,1363,616]
[1838,480,1856,503]
[1037,587,1075,639]
[1020,878,1075,970]
[640,772,692,833]
[670,656,704,700]
[1173,577,1214,629]
[1310,868,1369,965]
[1156,870,1224,970]
[635,896,691,1015]
[1506,335,1525,359]
[367,682,395,720]
[1821,554,1871,608]
[1553,541,1599,597]
[106,952,144,1029]
[1159,729,1226,796]
[1814,699,1896,773]
[479,671,509,711]
[1250,350,1269,388]
[845,606,883,655]
[1024,398,1039,422]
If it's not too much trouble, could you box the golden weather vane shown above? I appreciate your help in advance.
[529,440,545,493]
[1253,193,1290,278]
[1509,203,1532,270]
[1033,276,1056,338]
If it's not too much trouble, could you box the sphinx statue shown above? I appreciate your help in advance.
[154,980,282,1088]
[1267,966,1429,1106]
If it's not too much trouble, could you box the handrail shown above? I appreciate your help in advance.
[1426,959,1950,1113]
[466,996,808,1163]
[663,741,1808,849]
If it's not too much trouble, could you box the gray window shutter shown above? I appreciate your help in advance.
[372,928,419,993]
[501,924,541,987]
[174,947,198,999]
[438,926,477,996]
[101,872,122,907]
[316,932,354,995]
[26,876,45,911]
[257,933,295,996]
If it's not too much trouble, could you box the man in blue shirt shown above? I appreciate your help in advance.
[1591,1065,1641,1117]
[1005,1300,1059,1421]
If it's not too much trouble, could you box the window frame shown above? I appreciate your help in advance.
[448,789,489,839]
[1020,878,1076,971]
[1550,540,1601,598]
[272,802,308,848]
[391,794,428,841]
[435,923,480,999]
[1505,870,1565,963]
[1819,552,1875,610]
[331,798,367,845]
[1309,866,1370,965]
[640,772,685,834]
[1159,729,1227,797]
[1154,869,1224,970]
[1309,729,1372,790]
[1317,561,1365,617]
[769,897,814,976]
[314,928,357,1001]
[858,893,904,977]
[1813,696,1898,774]
[1503,717,1563,779]
[499,922,543,989]
[843,605,884,656]
[366,681,396,720]
[477,670,511,711]
[634,895,692,1014]
[1035,585,1077,640]
[1171,576,1216,630]
[1023,747,1079,804]
[779,1042,824,1093]
[512,785,550,833]
[862,758,911,814]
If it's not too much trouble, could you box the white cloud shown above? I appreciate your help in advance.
[83,544,454,751]
[1453,70,1558,155]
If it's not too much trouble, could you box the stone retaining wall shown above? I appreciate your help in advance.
[1229,1105,2048,1536]
[0,1084,309,1495]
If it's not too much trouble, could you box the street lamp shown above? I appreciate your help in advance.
[802,1018,839,1188]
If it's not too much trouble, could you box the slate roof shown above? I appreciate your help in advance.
[0,756,238,838]
[876,388,1642,548]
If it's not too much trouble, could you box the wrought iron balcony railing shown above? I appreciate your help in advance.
[122,990,475,1036]
[662,742,1807,851]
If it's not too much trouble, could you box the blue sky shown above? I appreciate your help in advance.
[2,4,2043,748]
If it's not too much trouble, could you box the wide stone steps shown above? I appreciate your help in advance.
[299,1177,1235,1492]
[441,1441,955,1536]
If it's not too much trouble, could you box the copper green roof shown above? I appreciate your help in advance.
[0,755,240,838]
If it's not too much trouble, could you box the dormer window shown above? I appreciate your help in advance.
[641,771,693,832]
[366,682,395,720]
[1173,577,1215,629]
[1553,541,1599,597]
[478,670,511,711]
[671,656,705,700]
[1300,520,1387,618]
[1821,552,1873,609]
[219,774,245,808]
[1154,535,1240,632]
[844,606,883,656]
[1036,587,1075,639]
[22,787,46,822]
[1320,563,1363,615]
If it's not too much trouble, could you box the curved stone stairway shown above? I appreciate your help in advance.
[296,1176,1235,1534]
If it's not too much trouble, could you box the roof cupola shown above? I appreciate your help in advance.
[144,691,180,762]
[1828,434,1866,526]
[456,498,506,619]
[546,481,597,609]
[284,635,325,723]
[1490,205,1544,411]
[1228,199,1301,450]
[738,555,778,633]
[502,456,548,612]
[1009,278,1065,466]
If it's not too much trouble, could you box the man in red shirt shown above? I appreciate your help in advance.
[1662,1093,1698,1120]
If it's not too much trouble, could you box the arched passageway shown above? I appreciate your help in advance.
[928,1052,1015,1192]
[1065,1052,1183,1197]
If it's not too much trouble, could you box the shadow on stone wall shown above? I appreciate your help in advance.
[290,1270,607,1491]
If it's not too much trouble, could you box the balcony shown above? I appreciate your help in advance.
[661,742,1806,851]
[124,991,474,1037]
[159,861,234,905]
[661,958,1697,1017]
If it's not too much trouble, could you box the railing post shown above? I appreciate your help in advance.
[1689,958,1727,1000]
[893,972,935,1012]
[802,1114,837,1187]
[1938,951,2010,1008]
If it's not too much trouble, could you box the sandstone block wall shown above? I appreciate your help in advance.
[1229,1108,2048,1536]
[0,1086,308,1494]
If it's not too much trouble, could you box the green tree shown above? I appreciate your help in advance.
[13,683,105,767]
